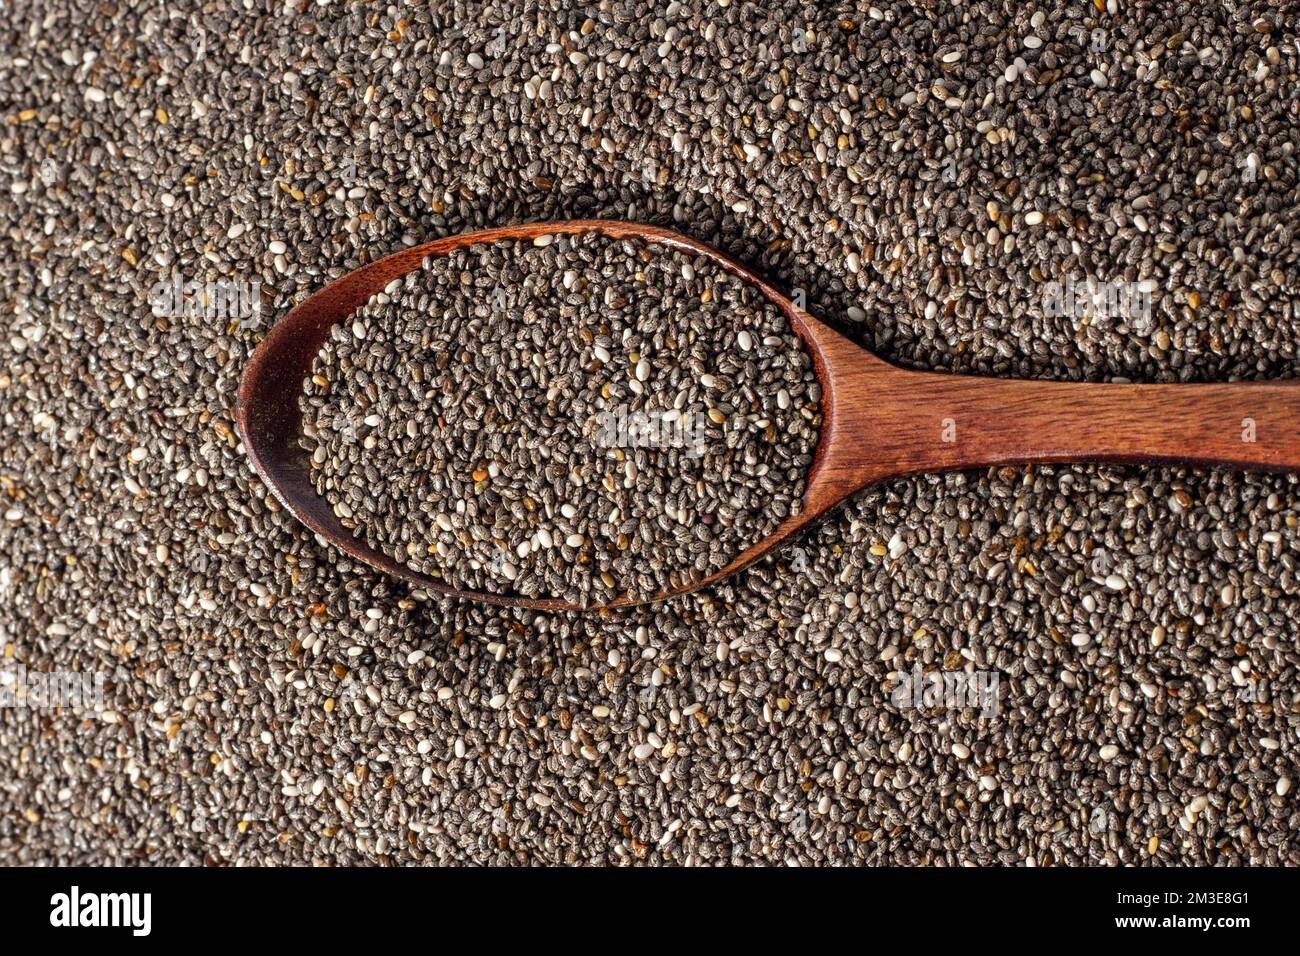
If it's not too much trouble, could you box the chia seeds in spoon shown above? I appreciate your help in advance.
[300,231,821,605]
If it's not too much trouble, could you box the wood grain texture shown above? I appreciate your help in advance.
[804,317,1300,491]
[237,219,1300,611]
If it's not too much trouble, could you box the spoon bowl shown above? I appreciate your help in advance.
[237,219,1300,611]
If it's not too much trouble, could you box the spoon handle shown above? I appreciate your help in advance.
[867,369,1300,477]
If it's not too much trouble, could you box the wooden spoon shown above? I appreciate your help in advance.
[236,219,1300,611]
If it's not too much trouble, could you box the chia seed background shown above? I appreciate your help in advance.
[1,0,1297,864]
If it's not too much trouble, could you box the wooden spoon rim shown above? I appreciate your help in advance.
[235,219,851,611]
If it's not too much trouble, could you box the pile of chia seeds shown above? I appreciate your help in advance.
[1,1,1298,865]
[299,232,820,605]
